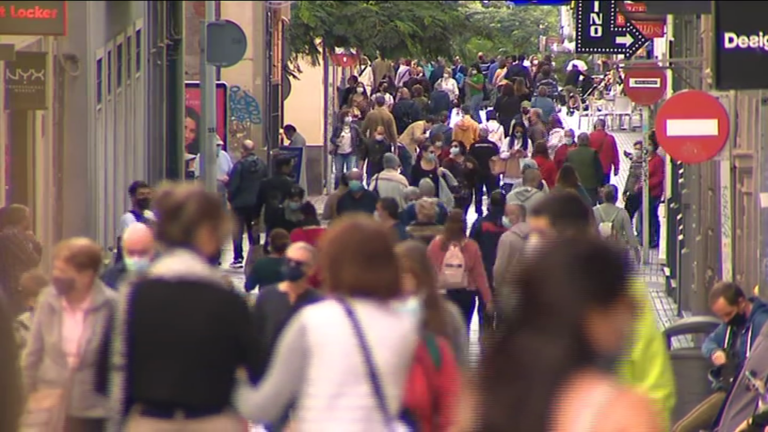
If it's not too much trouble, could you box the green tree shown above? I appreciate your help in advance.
[287,1,485,64]
[457,2,562,61]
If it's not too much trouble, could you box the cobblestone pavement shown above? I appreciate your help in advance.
[222,111,684,359]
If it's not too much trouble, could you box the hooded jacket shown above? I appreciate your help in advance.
[703,298,768,371]
[492,222,531,288]
[506,186,546,214]
[227,153,267,209]
[452,116,480,148]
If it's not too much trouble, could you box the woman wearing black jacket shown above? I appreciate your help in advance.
[493,83,522,137]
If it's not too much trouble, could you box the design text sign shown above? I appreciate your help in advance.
[0,1,67,36]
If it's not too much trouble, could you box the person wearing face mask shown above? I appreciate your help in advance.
[330,109,362,179]
[623,140,644,223]
[553,128,577,171]
[258,157,300,253]
[101,223,156,290]
[250,242,322,387]
[676,283,768,432]
[435,69,459,103]
[336,169,379,216]
[441,140,478,216]
[22,237,117,432]
[115,180,153,264]
[360,125,395,183]
[347,83,370,119]
[104,184,261,431]
[394,240,464,431]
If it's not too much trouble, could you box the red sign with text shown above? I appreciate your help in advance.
[0,1,67,36]
[615,2,665,39]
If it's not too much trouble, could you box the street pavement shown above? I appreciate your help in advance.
[221,110,685,360]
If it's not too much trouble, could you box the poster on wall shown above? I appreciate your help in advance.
[184,81,228,156]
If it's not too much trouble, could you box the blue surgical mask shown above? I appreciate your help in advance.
[502,216,513,229]
[565,137,574,145]
[287,201,302,211]
[124,256,152,274]
[281,259,306,282]
[515,132,523,138]
[424,153,436,162]
[349,180,364,192]
[450,147,460,156]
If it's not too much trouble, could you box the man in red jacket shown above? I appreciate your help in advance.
[588,119,620,186]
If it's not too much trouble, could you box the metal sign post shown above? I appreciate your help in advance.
[199,0,217,193]
[642,106,651,264]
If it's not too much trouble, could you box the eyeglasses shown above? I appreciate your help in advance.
[285,258,309,267]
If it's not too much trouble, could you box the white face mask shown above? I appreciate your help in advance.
[356,87,364,94]
[393,295,424,322]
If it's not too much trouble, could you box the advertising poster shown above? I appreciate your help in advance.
[184,81,228,156]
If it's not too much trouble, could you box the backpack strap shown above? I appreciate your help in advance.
[421,332,442,370]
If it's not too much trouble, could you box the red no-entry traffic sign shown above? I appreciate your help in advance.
[655,90,730,164]
[624,66,667,106]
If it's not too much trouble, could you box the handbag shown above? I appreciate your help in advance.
[338,299,414,432]
[19,375,73,432]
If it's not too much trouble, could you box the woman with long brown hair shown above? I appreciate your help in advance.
[395,240,468,365]
[395,240,464,431]
[426,209,493,333]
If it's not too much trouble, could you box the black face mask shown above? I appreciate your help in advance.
[727,312,748,328]
[136,197,151,211]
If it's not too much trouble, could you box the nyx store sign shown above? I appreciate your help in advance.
[713,1,768,90]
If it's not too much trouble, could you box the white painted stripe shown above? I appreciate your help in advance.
[666,119,719,137]
[629,78,661,88]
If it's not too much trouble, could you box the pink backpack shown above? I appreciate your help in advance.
[439,240,468,289]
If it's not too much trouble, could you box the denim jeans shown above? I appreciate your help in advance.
[232,207,259,261]
[635,196,661,247]
[334,153,358,176]
[469,93,484,123]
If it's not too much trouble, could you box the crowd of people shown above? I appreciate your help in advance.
[0,180,683,432]
[0,53,751,432]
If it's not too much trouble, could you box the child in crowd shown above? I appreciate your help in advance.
[14,269,49,351]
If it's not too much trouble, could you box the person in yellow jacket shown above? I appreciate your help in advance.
[616,278,676,430]
[520,191,676,428]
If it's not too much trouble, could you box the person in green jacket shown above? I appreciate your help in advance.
[565,132,604,205]
[525,191,676,428]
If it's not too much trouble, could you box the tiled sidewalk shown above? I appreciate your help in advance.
[564,115,683,333]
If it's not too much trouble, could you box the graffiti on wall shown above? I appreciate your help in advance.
[228,85,262,146]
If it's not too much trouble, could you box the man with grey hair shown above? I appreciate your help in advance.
[227,138,268,268]
[403,186,421,204]
[527,107,548,144]
[400,180,449,225]
[368,153,409,210]
[566,131,604,205]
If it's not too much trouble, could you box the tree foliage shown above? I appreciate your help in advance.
[287,1,484,64]
[456,2,562,61]
[286,1,561,65]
